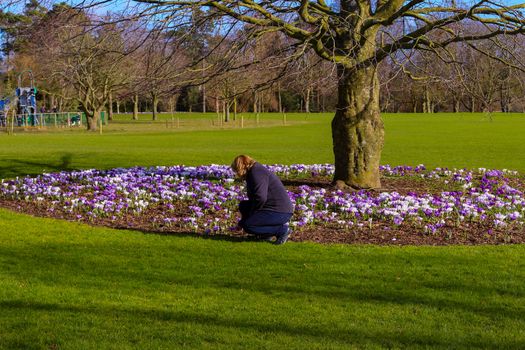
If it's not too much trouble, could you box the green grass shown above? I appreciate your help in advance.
[0,113,331,178]
[381,112,525,171]
[1,112,525,348]
[0,112,524,179]
[1,208,525,349]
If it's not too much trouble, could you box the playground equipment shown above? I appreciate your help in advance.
[16,70,40,126]
[0,98,9,127]
[1,70,105,131]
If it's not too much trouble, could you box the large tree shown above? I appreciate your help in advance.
[130,0,525,189]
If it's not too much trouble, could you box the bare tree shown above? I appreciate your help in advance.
[125,0,525,189]
[26,5,134,130]
[138,30,191,120]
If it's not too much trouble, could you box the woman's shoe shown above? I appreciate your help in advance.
[274,228,291,245]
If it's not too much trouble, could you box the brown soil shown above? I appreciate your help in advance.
[1,176,524,246]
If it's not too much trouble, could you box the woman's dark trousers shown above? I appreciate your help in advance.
[238,200,292,238]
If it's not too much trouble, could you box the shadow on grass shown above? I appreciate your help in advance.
[0,153,76,179]
[112,226,274,244]
[1,240,524,329]
[0,299,523,348]
[281,179,332,188]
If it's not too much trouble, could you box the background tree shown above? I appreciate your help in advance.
[42,6,131,130]
[130,0,525,189]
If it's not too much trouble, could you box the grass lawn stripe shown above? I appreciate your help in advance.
[0,113,524,178]
[1,208,525,349]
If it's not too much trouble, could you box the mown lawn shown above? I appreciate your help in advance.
[1,112,525,349]
[1,208,525,349]
[0,112,524,178]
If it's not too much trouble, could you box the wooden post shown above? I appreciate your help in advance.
[283,113,286,126]
[256,113,259,127]
[241,115,244,128]
[99,114,103,135]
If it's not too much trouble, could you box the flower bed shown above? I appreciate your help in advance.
[1,164,524,245]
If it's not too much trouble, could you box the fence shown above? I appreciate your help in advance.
[0,112,106,129]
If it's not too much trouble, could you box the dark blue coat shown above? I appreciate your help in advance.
[246,163,294,214]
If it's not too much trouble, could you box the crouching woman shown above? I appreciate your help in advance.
[231,155,294,245]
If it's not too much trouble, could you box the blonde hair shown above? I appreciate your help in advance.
[231,155,256,179]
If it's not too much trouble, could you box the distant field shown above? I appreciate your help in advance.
[0,112,524,178]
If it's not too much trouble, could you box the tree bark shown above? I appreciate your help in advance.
[132,94,139,120]
[278,84,282,113]
[151,92,158,121]
[500,85,510,112]
[233,96,237,121]
[317,88,321,113]
[224,99,230,122]
[424,87,432,113]
[202,84,206,113]
[108,93,114,121]
[85,110,100,131]
[305,88,311,113]
[331,65,384,189]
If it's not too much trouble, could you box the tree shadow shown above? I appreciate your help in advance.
[0,153,76,179]
[1,299,523,348]
[1,237,524,349]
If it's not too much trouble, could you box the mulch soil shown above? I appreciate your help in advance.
[1,176,524,246]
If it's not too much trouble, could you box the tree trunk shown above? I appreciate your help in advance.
[233,96,237,121]
[108,93,114,121]
[305,88,311,113]
[317,88,321,113]
[224,100,230,122]
[331,66,384,189]
[85,110,100,131]
[424,88,431,114]
[132,94,139,120]
[116,99,120,114]
[259,93,263,113]
[278,84,282,113]
[202,84,206,113]
[500,85,510,112]
[152,92,158,121]
[453,97,460,113]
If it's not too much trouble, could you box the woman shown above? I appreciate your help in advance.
[231,155,294,244]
